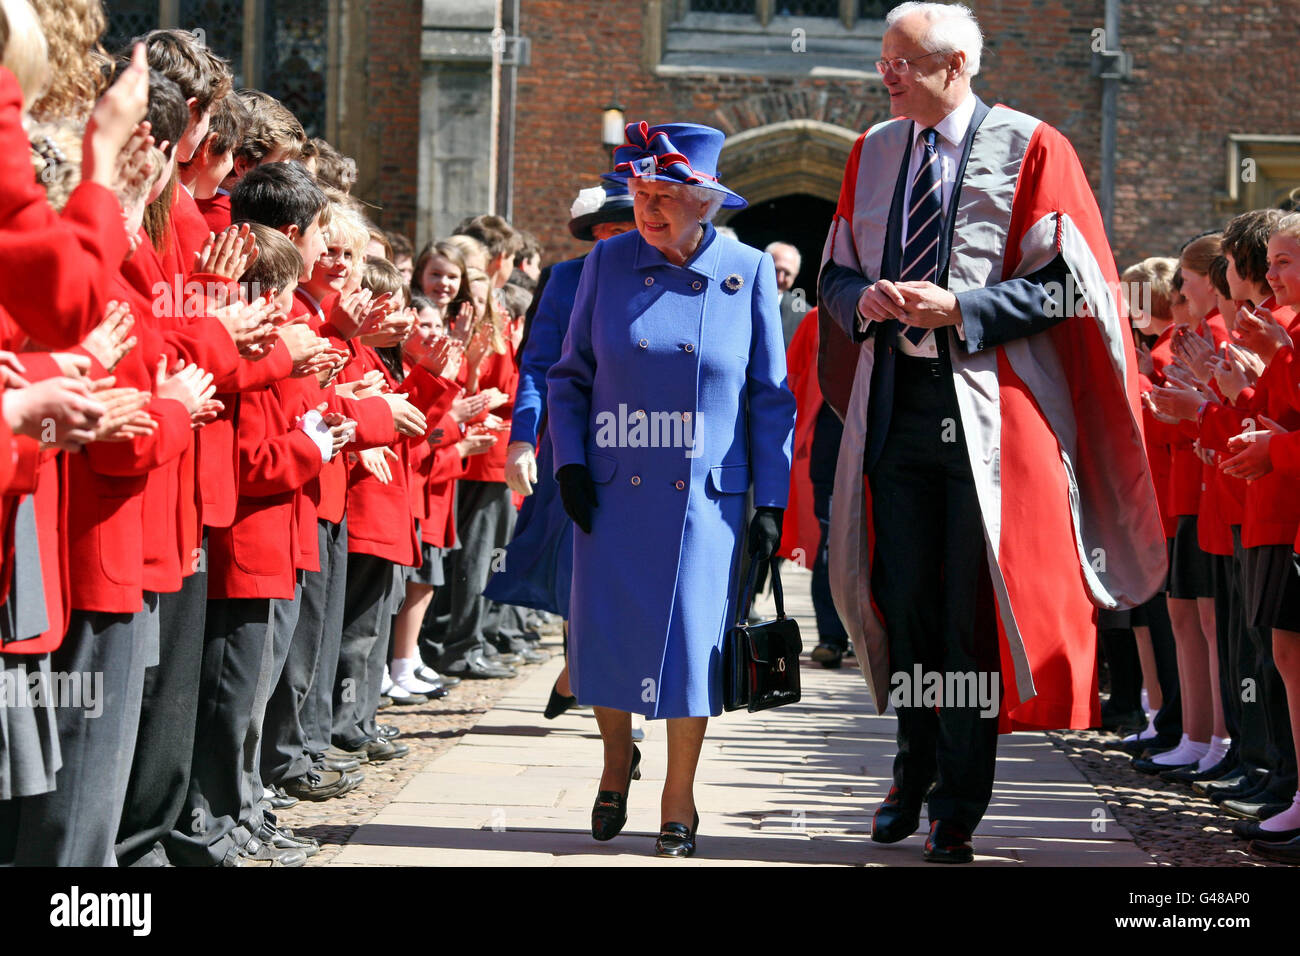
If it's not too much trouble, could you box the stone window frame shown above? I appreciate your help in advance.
[646,0,886,77]
[1224,135,1300,211]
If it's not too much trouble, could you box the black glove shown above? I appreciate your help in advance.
[557,463,597,534]
[747,506,784,560]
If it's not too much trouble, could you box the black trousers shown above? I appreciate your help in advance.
[812,477,848,646]
[116,557,208,867]
[333,552,396,746]
[1099,626,1143,717]
[428,480,516,671]
[11,604,152,866]
[1230,528,1269,769]
[1138,592,1183,741]
[302,517,348,761]
[167,597,273,866]
[867,355,1000,832]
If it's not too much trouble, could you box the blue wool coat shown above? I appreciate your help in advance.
[546,222,796,718]
[483,256,586,616]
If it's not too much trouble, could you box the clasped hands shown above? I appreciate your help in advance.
[856,279,961,333]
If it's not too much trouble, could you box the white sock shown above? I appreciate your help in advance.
[1197,735,1231,772]
[1141,688,1151,714]
[1152,735,1209,766]
[391,657,440,693]
[1261,792,1300,832]
[381,667,394,695]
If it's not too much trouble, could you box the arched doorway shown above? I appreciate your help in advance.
[725,194,837,302]
[715,119,859,305]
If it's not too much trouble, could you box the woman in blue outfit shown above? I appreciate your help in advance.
[484,183,636,717]
[546,121,796,857]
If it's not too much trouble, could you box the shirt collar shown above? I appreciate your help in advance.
[634,221,722,279]
[915,92,977,149]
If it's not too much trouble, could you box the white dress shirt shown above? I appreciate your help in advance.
[860,93,977,358]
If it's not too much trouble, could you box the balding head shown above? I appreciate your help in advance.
[765,241,802,291]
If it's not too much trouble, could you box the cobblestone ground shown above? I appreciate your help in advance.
[281,627,564,866]
[1048,727,1283,867]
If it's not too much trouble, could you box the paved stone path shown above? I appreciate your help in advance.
[328,568,1153,866]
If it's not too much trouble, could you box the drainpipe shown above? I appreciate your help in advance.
[1092,0,1131,241]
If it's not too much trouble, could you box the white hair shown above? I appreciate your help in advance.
[886,2,983,77]
[628,177,726,223]
[764,241,802,268]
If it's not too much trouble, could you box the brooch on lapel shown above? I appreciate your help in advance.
[722,273,744,293]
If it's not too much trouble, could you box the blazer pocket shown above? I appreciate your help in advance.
[707,463,750,494]
[586,451,617,484]
[96,494,138,586]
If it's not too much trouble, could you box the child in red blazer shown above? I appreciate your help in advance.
[172,215,349,868]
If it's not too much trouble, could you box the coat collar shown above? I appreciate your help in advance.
[633,221,722,279]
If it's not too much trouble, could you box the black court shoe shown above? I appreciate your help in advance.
[590,745,642,841]
[544,680,579,719]
[655,812,700,858]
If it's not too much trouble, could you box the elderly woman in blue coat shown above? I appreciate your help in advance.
[546,121,796,857]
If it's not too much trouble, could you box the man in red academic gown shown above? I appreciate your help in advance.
[818,4,1165,862]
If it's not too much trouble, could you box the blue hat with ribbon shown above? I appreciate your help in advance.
[602,121,747,210]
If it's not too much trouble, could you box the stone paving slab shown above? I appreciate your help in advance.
[329,567,1154,867]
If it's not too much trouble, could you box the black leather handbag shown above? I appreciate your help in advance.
[722,558,803,712]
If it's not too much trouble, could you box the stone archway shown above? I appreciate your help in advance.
[715,119,860,222]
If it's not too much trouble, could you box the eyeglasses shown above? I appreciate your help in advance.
[875,51,946,76]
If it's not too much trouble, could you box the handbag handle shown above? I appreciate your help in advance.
[734,555,787,626]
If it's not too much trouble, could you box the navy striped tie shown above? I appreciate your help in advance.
[900,128,943,346]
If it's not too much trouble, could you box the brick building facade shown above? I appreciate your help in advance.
[103,2,1300,274]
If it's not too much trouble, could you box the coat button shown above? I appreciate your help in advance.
[639,338,648,349]
[674,480,685,490]
[644,276,654,286]
[684,343,694,353]
[691,280,702,290]
[631,475,641,486]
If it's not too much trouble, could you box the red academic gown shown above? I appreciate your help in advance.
[776,307,821,565]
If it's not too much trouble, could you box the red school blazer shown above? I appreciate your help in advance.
[0,67,130,349]
[205,380,325,600]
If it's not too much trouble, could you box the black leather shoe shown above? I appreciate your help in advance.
[1118,734,1179,758]
[322,744,366,765]
[415,663,458,688]
[338,736,402,762]
[267,786,299,810]
[544,680,578,719]
[590,745,641,841]
[811,643,843,669]
[1194,762,1255,791]
[870,786,922,844]
[1101,708,1148,735]
[258,822,320,856]
[1248,833,1300,864]
[229,837,307,867]
[1222,797,1293,821]
[1160,756,1236,785]
[655,811,700,858]
[1132,756,1196,775]
[282,768,353,802]
[317,755,362,773]
[448,650,517,680]
[1231,818,1300,841]
[923,820,974,863]
[1209,777,1269,804]
[376,724,400,740]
